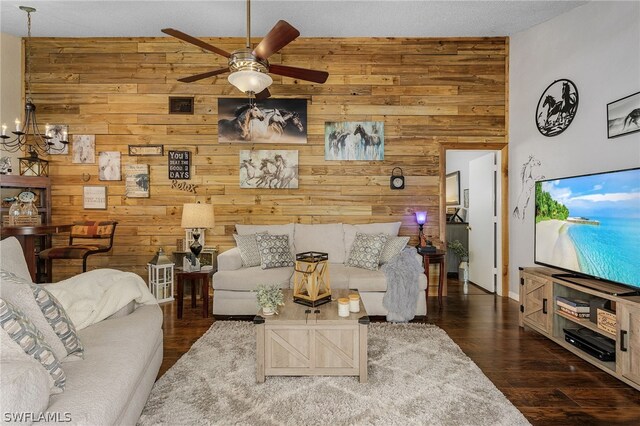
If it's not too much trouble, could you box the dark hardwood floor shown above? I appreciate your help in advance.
[159,279,640,425]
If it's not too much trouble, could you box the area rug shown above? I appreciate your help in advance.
[139,322,529,426]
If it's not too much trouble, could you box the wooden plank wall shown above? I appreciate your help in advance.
[27,36,507,282]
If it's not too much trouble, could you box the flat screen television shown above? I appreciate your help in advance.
[534,167,640,292]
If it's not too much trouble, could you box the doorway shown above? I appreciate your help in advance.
[439,143,509,297]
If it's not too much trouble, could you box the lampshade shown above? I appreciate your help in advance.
[181,202,214,229]
[415,211,427,225]
[227,70,273,94]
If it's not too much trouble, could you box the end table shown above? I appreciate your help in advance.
[176,269,214,319]
[421,250,446,305]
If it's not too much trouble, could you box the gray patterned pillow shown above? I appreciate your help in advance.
[0,298,66,392]
[379,236,410,264]
[255,234,294,269]
[233,232,266,267]
[31,284,84,359]
[346,232,388,271]
[0,269,84,359]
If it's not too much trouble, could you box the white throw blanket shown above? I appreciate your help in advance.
[44,269,156,330]
[382,248,423,322]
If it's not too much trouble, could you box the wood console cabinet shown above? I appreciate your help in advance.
[519,267,640,391]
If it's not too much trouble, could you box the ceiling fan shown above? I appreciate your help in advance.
[161,0,329,100]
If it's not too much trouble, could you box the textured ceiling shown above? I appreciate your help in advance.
[0,0,587,38]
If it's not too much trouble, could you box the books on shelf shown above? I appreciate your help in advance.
[556,300,590,313]
[559,305,591,319]
[556,296,590,308]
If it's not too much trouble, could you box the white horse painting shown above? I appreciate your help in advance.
[99,151,121,181]
[239,150,298,189]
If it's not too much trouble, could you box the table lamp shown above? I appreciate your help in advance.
[415,211,435,253]
[181,202,214,258]
[415,211,427,247]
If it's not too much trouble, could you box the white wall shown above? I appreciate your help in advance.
[509,1,640,299]
[0,32,23,170]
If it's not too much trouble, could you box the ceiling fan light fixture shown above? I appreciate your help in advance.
[228,70,273,94]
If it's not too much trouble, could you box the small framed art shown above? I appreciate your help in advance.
[128,145,164,156]
[83,185,107,210]
[607,91,640,138]
[169,96,194,115]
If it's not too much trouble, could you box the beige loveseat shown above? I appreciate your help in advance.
[0,237,163,425]
[212,222,427,316]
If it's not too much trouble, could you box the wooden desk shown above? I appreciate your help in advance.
[1,224,72,282]
[176,270,213,319]
[421,249,446,305]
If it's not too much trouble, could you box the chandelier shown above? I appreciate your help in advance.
[0,6,68,154]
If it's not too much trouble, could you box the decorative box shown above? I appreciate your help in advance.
[597,308,616,335]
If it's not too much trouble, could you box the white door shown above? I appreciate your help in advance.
[468,152,498,293]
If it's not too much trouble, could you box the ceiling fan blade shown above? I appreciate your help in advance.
[255,88,271,100]
[252,20,300,60]
[269,64,329,84]
[178,68,229,83]
[161,28,231,58]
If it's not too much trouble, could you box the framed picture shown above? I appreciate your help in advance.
[239,150,298,189]
[128,145,164,156]
[72,135,95,164]
[463,188,469,208]
[607,91,640,138]
[325,121,384,161]
[173,248,218,269]
[446,171,460,206]
[125,164,150,198]
[218,98,307,144]
[98,152,121,181]
[83,185,107,210]
[169,96,194,115]
[46,124,69,155]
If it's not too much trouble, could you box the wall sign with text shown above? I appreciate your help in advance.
[168,150,191,180]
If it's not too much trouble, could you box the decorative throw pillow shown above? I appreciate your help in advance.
[255,234,294,269]
[379,236,410,265]
[233,232,266,267]
[0,298,66,392]
[0,269,84,360]
[346,232,388,271]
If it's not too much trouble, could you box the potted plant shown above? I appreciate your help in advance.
[448,240,469,283]
[254,284,285,315]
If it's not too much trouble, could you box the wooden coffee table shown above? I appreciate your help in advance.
[254,289,369,383]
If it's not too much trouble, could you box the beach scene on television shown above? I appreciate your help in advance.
[535,168,640,288]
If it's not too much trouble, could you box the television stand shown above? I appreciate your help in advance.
[550,273,640,296]
[520,266,640,391]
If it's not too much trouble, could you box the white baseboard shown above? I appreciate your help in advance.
[508,291,520,301]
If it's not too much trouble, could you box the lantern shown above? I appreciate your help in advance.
[147,248,175,303]
[19,149,49,177]
[293,251,331,307]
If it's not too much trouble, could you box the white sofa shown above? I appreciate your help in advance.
[212,222,427,316]
[0,237,163,425]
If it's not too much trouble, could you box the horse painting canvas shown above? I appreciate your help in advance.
[325,121,384,161]
[607,91,640,139]
[72,135,95,164]
[218,98,307,144]
[535,79,579,137]
[47,124,69,154]
[239,150,298,189]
